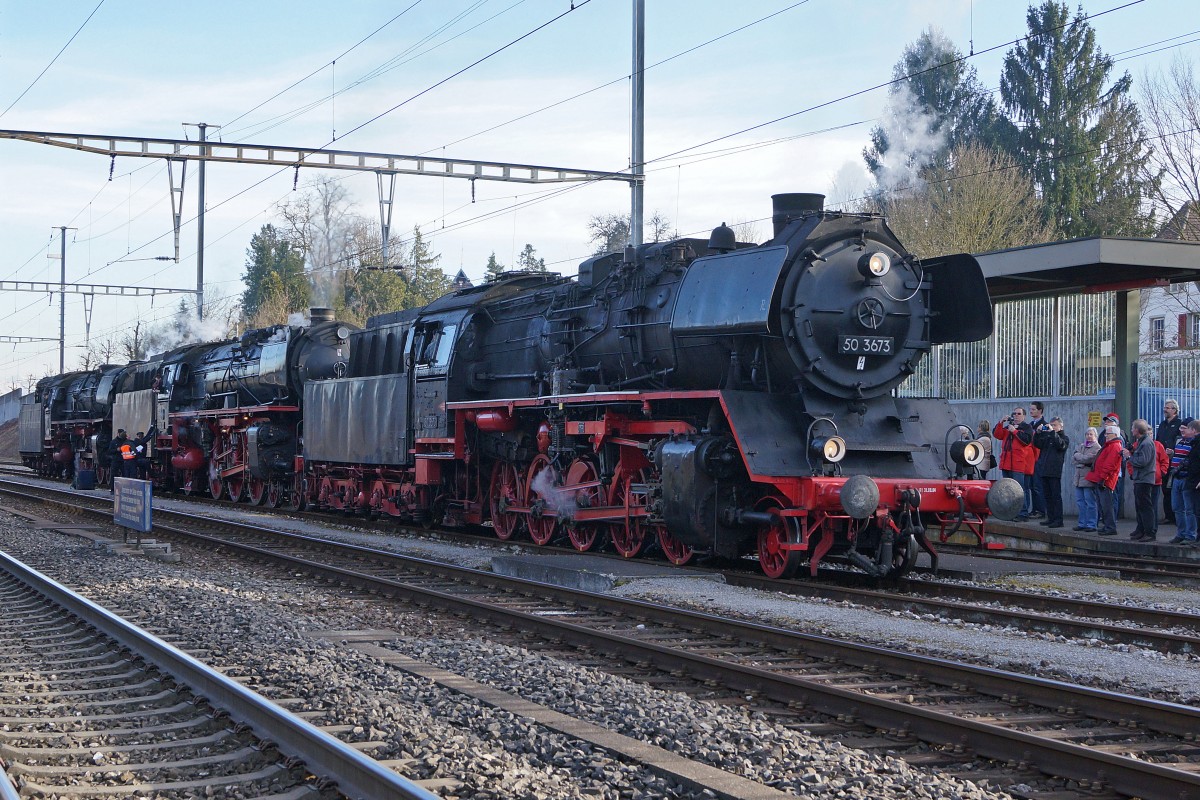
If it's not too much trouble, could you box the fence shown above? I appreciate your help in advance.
[899,293,1116,400]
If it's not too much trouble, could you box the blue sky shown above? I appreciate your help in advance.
[0,0,1195,387]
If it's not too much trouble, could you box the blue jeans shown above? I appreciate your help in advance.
[1004,470,1032,516]
[1075,485,1098,529]
[1031,469,1046,515]
[1173,478,1196,540]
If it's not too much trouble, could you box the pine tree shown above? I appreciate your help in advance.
[403,225,451,306]
[515,244,546,272]
[1000,1,1156,236]
[484,252,505,281]
[241,224,310,321]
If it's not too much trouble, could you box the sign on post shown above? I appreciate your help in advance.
[113,477,152,537]
[1088,411,1103,429]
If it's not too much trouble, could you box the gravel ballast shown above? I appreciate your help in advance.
[0,508,1021,800]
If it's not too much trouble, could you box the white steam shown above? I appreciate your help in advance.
[287,311,308,328]
[529,467,577,520]
[150,313,233,353]
[872,82,945,194]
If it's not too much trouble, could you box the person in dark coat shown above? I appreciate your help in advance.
[1125,419,1159,542]
[1184,419,1200,546]
[1033,417,1070,529]
[1027,401,1048,518]
[106,429,129,493]
[1156,398,1184,524]
[129,427,156,479]
[1169,420,1196,544]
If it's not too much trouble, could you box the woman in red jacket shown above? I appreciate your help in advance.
[1087,425,1124,535]
[994,408,1036,520]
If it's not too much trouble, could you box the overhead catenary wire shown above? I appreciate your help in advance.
[0,0,107,119]
[4,0,1180,382]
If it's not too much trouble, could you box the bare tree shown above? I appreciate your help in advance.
[729,219,762,245]
[586,211,675,255]
[877,143,1058,257]
[1141,55,1200,240]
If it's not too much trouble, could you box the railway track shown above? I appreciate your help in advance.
[3,475,1199,655]
[0,548,436,799]
[2,480,1199,798]
[936,541,1200,584]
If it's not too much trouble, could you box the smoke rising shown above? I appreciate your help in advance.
[872,82,946,194]
[529,467,577,520]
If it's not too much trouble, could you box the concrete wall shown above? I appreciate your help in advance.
[950,396,1128,518]
[0,389,23,426]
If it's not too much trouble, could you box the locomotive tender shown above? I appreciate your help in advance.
[19,192,1022,578]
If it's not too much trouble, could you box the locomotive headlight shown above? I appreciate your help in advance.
[811,435,847,464]
[858,251,891,278]
[950,439,986,469]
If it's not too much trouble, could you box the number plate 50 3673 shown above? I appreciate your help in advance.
[838,335,894,355]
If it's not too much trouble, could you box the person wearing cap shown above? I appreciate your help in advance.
[1033,417,1069,529]
[1099,413,1126,517]
[1124,419,1159,542]
[106,429,130,494]
[1169,419,1196,544]
[1088,424,1124,535]
[1156,399,1184,525]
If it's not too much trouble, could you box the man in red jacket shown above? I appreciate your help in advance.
[1088,425,1125,535]
[994,407,1036,521]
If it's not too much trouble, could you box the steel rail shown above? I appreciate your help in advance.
[725,573,1200,653]
[937,542,1200,582]
[5,477,1200,650]
[10,475,1200,653]
[0,761,19,800]
[162,528,1200,799]
[0,550,438,800]
[6,479,1200,796]
[76,506,1200,800]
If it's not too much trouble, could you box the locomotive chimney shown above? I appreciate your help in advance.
[310,307,334,324]
[771,193,824,237]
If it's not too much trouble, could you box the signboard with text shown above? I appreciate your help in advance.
[113,478,152,533]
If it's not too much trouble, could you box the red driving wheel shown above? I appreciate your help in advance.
[488,461,524,541]
[611,469,649,558]
[564,457,603,552]
[756,497,803,579]
[656,527,693,565]
[525,454,558,546]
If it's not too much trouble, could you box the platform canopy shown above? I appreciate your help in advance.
[967,236,1200,430]
[974,236,1200,300]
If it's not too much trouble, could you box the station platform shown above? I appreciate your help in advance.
[962,512,1200,561]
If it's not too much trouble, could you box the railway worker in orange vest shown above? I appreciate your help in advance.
[994,407,1036,521]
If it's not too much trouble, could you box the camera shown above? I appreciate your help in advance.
[1005,415,1015,426]
[1040,424,1051,431]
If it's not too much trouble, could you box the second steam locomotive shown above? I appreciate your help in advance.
[20,192,1021,578]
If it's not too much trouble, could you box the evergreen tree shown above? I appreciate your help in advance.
[515,243,546,271]
[1000,1,1156,236]
[484,252,505,281]
[403,225,452,306]
[864,27,1012,182]
[241,224,310,321]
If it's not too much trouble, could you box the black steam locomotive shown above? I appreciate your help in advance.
[20,311,354,504]
[20,192,1021,578]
